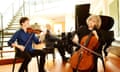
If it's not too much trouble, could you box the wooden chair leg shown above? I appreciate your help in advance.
[53,51,55,63]
[36,56,40,71]
[12,58,16,72]
[46,54,49,65]
[0,50,3,58]
[0,52,3,58]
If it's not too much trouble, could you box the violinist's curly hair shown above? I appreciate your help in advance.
[19,17,29,25]
[86,15,101,29]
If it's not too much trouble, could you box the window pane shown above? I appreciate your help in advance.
[109,0,120,39]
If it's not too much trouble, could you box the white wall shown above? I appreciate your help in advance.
[0,0,15,29]
[0,0,15,13]
[0,0,24,29]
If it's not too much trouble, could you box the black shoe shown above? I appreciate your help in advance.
[18,70,24,72]
[73,68,78,72]
[40,69,46,72]
[62,58,67,62]
[62,57,69,62]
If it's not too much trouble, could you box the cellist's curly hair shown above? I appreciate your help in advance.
[86,15,101,29]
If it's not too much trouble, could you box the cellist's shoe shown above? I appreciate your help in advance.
[73,68,77,72]
[62,57,69,62]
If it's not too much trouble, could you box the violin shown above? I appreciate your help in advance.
[27,27,42,34]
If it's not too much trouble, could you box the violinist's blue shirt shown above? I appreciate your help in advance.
[8,29,40,53]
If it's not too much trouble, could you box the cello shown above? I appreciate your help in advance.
[70,31,102,72]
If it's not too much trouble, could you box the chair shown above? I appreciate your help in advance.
[44,47,55,62]
[44,31,59,62]
[12,49,39,72]
[98,16,115,56]
[44,40,56,62]
[94,15,114,72]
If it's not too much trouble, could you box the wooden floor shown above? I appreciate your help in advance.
[0,50,120,72]
[0,51,73,72]
[105,53,120,72]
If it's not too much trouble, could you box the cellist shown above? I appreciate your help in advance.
[72,15,102,72]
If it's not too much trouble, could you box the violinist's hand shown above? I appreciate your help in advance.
[11,43,16,47]
[16,45,25,51]
[92,30,99,40]
[12,43,25,51]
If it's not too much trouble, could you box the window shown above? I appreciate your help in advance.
[109,0,120,40]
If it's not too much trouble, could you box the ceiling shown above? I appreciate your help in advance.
[31,0,90,23]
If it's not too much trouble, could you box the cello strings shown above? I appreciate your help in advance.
[75,43,102,57]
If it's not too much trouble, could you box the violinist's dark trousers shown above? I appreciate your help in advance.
[18,49,46,72]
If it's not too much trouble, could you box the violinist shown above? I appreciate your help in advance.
[8,17,46,72]
[71,15,102,72]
